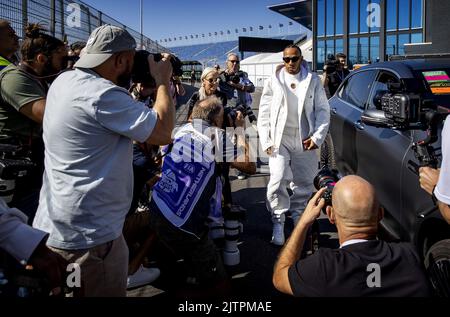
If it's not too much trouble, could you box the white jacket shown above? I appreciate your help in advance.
[257,62,330,152]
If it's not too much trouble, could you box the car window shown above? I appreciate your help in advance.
[368,71,400,110]
[339,70,377,109]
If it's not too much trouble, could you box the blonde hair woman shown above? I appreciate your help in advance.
[186,67,227,121]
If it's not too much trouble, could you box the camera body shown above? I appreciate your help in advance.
[313,167,341,208]
[224,71,244,84]
[223,103,257,127]
[131,50,183,87]
[323,54,341,74]
[0,144,35,203]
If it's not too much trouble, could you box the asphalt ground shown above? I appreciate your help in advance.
[126,83,339,298]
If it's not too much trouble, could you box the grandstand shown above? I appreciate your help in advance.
[170,34,303,67]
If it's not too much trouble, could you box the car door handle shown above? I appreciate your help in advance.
[354,120,365,130]
[331,107,337,115]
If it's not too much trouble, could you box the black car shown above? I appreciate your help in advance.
[325,57,450,294]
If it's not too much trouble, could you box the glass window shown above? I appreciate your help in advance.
[360,0,369,33]
[369,0,380,33]
[360,37,369,63]
[386,0,397,31]
[326,39,335,58]
[386,34,397,57]
[326,0,335,36]
[335,39,344,56]
[411,0,423,28]
[370,36,380,62]
[349,0,359,33]
[340,70,377,109]
[349,37,359,67]
[398,33,410,55]
[317,40,326,70]
[318,0,325,36]
[398,0,410,29]
[335,0,344,35]
[368,72,400,109]
[411,32,423,43]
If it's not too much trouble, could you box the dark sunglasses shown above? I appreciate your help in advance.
[205,78,219,84]
[228,60,240,64]
[283,56,301,63]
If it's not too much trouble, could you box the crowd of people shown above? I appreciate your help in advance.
[0,18,444,298]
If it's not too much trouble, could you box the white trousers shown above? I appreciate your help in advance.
[267,130,319,224]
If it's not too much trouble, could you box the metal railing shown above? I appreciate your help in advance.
[0,0,167,52]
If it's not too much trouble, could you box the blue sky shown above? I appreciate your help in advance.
[82,0,303,46]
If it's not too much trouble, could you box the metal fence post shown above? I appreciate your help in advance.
[60,0,64,40]
[98,10,102,26]
[50,0,56,36]
[22,0,28,37]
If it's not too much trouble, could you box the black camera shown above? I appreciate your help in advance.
[132,50,183,87]
[223,103,257,127]
[323,54,340,74]
[0,144,35,203]
[224,71,244,84]
[313,167,340,207]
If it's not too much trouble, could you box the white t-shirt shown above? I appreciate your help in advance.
[33,68,157,249]
[281,68,310,140]
[435,118,450,205]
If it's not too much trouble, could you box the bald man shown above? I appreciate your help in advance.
[273,176,431,297]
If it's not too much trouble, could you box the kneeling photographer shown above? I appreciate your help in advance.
[321,53,349,98]
[0,23,67,220]
[273,175,431,297]
[149,96,255,296]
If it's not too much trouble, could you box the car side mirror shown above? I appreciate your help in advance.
[361,109,393,128]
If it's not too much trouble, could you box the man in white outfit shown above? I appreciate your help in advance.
[257,45,330,245]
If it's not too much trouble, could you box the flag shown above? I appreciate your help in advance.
[279,23,284,27]
[259,25,263,30]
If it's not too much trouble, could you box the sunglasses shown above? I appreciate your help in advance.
[228,60,240,64]
[283,56,301,63]
[205,78,219,84]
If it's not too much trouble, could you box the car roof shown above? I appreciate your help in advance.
[356,58,450,78]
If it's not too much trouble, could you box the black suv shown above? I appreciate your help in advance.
[326,58,450,290]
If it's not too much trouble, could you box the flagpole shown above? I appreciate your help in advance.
[139,0,143,49]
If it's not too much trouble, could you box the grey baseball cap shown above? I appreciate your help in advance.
[74,24,136,69]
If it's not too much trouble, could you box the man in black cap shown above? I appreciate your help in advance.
[33,25,175,297]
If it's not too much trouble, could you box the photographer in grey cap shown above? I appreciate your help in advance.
[32,25,174,297]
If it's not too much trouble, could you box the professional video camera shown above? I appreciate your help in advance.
[323,54,341,74]
[362,82,449,169]
[313,166,341,209]
[132,50,183,87]
[0,144,35,203]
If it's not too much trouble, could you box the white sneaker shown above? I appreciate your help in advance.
[271,222,285,246]
[237,172,247,180]
[127,265,160,289]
